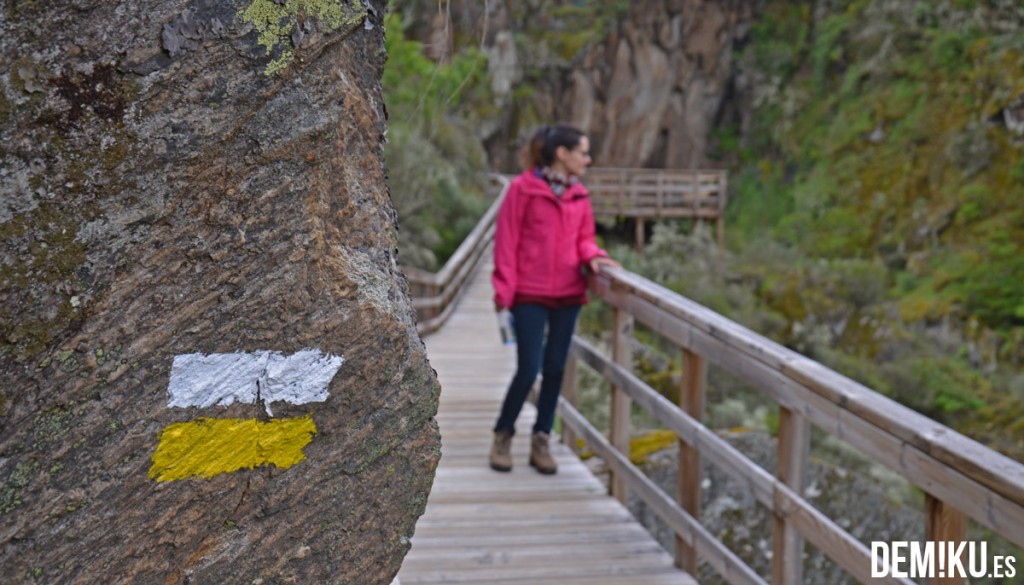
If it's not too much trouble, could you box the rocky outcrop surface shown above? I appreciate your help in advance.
[393,0,756,168]
[459,0,756,170]
[562,0,754,169]
[1,1,440,583]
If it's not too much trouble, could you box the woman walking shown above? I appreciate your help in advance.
[490,124,619,474]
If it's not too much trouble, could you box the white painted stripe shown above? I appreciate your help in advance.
[167,353,268,409]
[167,350,344,415]
[263,349,341,405]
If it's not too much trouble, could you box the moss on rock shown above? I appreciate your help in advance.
[0,204,86,357]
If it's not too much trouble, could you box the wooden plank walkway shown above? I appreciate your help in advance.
[396,261,698,585]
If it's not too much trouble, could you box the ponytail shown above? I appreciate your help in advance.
[518,123,586,171]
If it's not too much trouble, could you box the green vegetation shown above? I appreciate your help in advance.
[700,0,1024,459]
[382,11,492,270]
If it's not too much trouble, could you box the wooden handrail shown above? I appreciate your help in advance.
[559,396,771,585]
[557,266,1024,585]
[403,175,509,335]
[563,339,913,585]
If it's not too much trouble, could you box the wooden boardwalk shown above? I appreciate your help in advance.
[396,262,698,585]
[395,179,1024,584]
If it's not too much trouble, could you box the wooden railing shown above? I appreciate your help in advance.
[403,169,1023,583]
[585,168,728,249]
[403,175,509,336]
[558,267,1024,585]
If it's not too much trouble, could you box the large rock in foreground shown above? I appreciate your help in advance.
[1,1,440,583]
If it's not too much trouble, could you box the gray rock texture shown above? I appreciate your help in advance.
[545,0,755,169]
[1,1,440,583]
[420,0,756,170]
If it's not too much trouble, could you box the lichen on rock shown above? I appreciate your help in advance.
[239,0,368,75]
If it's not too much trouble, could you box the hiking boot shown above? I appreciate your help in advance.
[490,430,513,472]
[529,432,557,475]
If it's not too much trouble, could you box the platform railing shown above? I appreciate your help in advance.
[586,168,727,249]
[558,267,1024,585]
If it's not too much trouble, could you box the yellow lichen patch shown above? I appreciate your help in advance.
[629,429,679,465]
[239,0,367,75]
[572,429,680,465]
[149,416,317,482]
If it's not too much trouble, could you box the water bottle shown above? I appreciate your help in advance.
[497,309,516,345]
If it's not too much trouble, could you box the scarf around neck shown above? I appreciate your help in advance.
[536,166,579,197]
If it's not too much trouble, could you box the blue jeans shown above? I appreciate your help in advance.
[494,303,582,436]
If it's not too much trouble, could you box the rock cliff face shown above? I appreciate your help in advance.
[559,0,755,169]
[1,1,440,583]
[410,0,756,170]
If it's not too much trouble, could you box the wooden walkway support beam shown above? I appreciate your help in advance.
[609,306,634,504]
[773,407,810,584]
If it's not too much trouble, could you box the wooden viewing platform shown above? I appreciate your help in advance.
[586,168,728,249]
[396,262,698,585]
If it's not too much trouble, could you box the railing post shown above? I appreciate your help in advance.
[426,282,438,321]
[773,406,810,585]
[635,217,646,251]
[610,306,633,504]
[617,169,626,215]
[656,171,664,216]
[716,171,727,250]
[925,495,967,585]
[676,349,706,572]
[561,349,579,455]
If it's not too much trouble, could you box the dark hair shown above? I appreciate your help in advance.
[519,123,586,170]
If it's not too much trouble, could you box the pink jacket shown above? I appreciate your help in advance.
[492,170,608,308]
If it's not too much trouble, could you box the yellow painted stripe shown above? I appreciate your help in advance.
[149,416,317,482]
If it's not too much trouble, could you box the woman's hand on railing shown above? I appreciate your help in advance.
[588,256,621,275]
